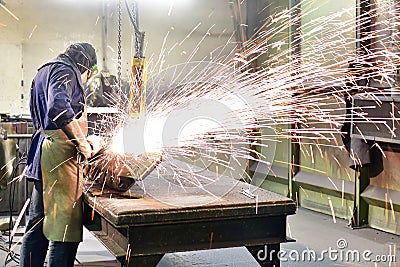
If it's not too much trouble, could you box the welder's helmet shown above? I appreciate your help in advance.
[65,42,97,74]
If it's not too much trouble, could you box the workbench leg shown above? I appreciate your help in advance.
[123,254,164,267]
[351,166,370,228]
[247,244,280,267]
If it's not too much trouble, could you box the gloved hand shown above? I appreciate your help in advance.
[62,119,92,160]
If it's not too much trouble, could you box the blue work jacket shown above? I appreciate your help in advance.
[26,55,86,181]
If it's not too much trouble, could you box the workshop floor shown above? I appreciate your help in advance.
[0,207,398,266]
[159,207,399,267]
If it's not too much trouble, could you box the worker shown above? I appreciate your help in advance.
[20,43,98,267]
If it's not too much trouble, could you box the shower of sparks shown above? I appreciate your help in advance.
[75,0,400,207]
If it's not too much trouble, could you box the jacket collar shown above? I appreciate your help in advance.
[38,54,85,91]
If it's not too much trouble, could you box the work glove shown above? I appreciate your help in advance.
[62,119,92,161]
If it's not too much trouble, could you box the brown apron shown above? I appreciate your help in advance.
[41,114,87,242]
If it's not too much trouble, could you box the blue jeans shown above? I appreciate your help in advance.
[19,180,80,267]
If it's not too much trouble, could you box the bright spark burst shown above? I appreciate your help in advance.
[8,0,394,207]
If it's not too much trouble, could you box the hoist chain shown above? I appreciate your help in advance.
[125,0,145,58]
[132,1,140,57]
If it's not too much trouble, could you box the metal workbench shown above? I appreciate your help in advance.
[83,168,296,267]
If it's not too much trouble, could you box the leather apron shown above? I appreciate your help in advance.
[41,113,87,242]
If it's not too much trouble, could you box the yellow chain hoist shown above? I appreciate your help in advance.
[125,0,146,116]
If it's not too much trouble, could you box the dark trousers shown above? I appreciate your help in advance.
[19,180,80,267]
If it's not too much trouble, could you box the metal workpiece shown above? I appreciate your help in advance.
[83,168,296,267]
[84,150,161,192]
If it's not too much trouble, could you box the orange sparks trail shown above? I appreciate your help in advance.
[0,3,19,21]
[10,217,44,252]
[341,180,344,207]
[328,197,336,223]
[385,192,389,223]
[1,157,16,171]
[8,166,27,184]
[28,25,37,39]
[255,195,259,214]
[71,0,400,212]
[62,224,69,242]
[47,180,57,194]
[2,6,400,267]
[209,231,214,249]
[126,244,132,265]
[50,157,74,172]
[91,196,97,221]
[274,160,326,174]
[287,222,292,239]
[389,198,396,222]
[348,206,356,226]
[11,198,31,238]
